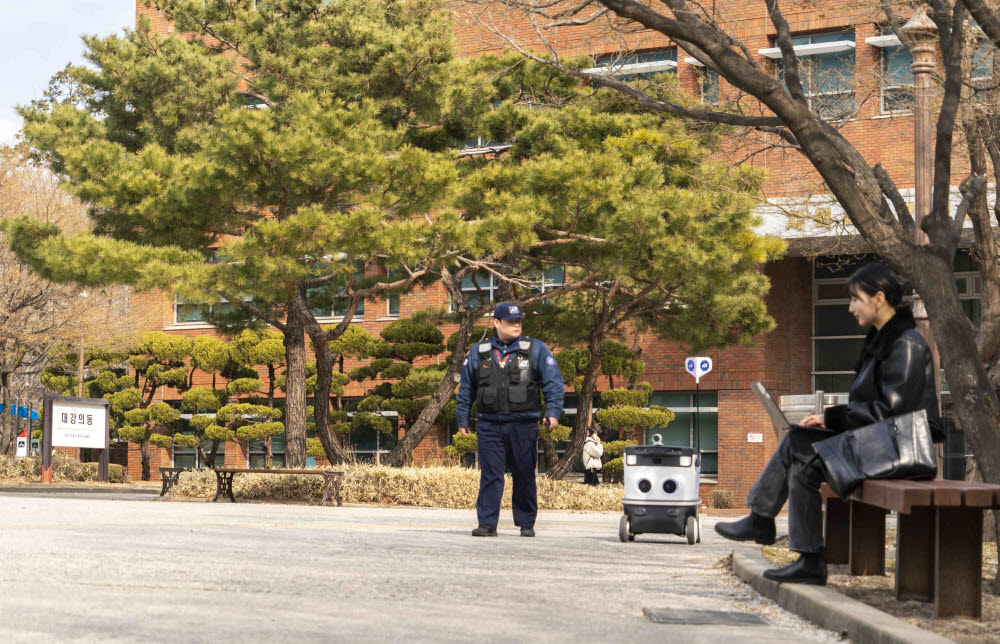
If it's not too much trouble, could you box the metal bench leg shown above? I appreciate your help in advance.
[334,476,342,507]
[935,507,983,618]
[213,472,235,502]
[849,501,886,576]
[212,472,223,502]
[160,473,170,497]
[824,497,850,565]
[321,474,332,506]
[895,507,934,601]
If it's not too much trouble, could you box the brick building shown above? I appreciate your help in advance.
[110,1,976,501]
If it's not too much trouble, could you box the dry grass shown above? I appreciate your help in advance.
[171,464,625,510]
[0,455,130,484]
[761,531,1000,643]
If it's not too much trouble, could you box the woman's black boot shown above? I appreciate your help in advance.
[763,551,827,585]
[713,512,776,545]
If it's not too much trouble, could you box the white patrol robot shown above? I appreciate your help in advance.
[619,434,703,544]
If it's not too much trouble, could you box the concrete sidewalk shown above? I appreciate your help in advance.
[0,494,840,643]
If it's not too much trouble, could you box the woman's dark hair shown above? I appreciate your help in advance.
[587,427,599,437]
[847,263,907,309]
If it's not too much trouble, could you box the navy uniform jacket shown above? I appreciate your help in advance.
[455,333,564,427]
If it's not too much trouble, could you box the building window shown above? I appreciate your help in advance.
[699,68,720,106]
[350,412,399,464]
[386,269,401,318]
[306,266,365,320]
[767,31,856,120]
[459,271,500,307]
[973,31,995,84]
[645,392,719,477]
[174,297,237,325]
[881,38,913,113]
[586,48,678,81]
[813,254,881,393]
[248,433,284,468]
[173,415,225,468]
[533,266,565,293]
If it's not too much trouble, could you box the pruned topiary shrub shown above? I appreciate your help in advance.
[602,457,624,484]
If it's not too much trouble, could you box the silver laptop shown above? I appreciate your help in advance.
[751,381,827,433]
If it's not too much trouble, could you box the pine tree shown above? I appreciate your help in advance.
[454,55,782,478]
[350,315,453,463]
[8,0,476,467]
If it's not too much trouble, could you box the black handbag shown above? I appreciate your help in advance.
[813,409,937,499]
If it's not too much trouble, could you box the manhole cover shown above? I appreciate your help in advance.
[642,608,769,626]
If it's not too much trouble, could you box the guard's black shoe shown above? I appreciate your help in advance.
[471,525,497,537]
[763,552,827,586]
[714,512,776,545]
[520,527,535,537]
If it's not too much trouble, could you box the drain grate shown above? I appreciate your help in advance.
[642,608,769,626]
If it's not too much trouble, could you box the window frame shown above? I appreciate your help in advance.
[585,48,678,81]
[172,413,226,469]
[867,34,914,115]
[173,295,240,327]
[645,392,719,479]
[768,31,857,120]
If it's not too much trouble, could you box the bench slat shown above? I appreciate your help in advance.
[828,479,1000,512]
[928,480,998,507]
[911,481,963,507]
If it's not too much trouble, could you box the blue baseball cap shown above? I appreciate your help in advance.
[493,302,524,320]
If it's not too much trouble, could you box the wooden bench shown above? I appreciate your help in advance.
[213,468,344,506]
[160,467,190,496]
[822,479,1000,618]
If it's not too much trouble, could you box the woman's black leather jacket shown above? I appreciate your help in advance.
[823,307,943,441]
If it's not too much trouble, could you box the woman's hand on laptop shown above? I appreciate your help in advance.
[800,414,826,428]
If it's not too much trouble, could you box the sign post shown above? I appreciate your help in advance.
[684,357,713,453]
[42,395,110,483]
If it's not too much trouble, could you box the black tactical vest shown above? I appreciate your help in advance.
[476,338,542,415]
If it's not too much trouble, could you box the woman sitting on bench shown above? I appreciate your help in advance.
[715,263,942,585]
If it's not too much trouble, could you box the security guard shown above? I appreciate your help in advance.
[456,302,564,537]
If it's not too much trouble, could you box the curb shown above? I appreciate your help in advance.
[732,550,955,644]
[0,485,158,496]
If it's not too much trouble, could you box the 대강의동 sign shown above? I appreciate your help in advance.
[50,398,107,448]
[685,357,713,384]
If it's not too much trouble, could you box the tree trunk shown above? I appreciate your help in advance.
[0,372,12,455]
[140,440,150,481]
[264,434,272,469]
[547,328,605,479]
[310,330,351,465]
[282,308,308,468]
[267,364,276,406]
[917,259,1000,492]
[383,311,477,467]
[538,431,559,471]
[196,443,210,468]
[206,441,220,469]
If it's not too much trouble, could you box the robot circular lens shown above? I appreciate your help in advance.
[663,479,678,494]
[638,479,652,493]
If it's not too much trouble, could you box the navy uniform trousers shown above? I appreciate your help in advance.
[475,418,538,529]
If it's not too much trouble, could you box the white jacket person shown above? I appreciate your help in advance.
[583,436,604,470]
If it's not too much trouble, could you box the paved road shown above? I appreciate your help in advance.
[0,494,839,643]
